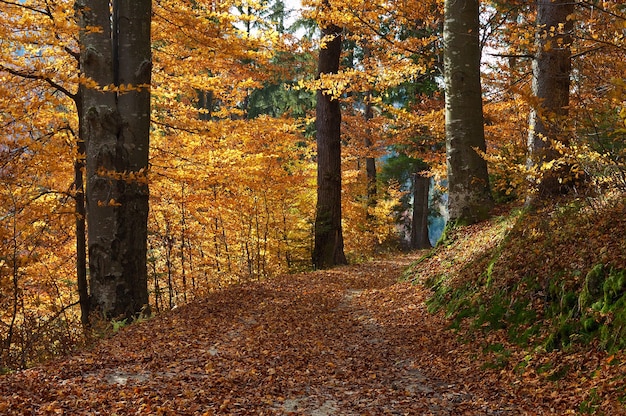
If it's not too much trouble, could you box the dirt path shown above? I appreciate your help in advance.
[1,254,538,414]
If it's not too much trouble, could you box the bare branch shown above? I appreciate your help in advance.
[487,53,534,59]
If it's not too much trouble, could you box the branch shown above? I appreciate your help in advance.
[487,53,534,59]
[344,8,424,56]
[571,44,608,59]
[151,118,212,135]
[480,7,521,51]
[64,45,80,62]
[25,300,82,348]
[0,65,76,100]
[574,36,626,53]
[483,70,533,104]
[576,1,626,21]
[0,0,79,63]
[0,0,50,17]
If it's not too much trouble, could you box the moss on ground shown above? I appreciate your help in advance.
[418,194,626,355]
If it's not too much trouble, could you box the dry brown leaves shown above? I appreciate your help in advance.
[0,251,621,414]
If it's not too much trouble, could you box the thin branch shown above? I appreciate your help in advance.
[488,53,534,59]
[0,0,50,17]
[25,300,81,349]
[574,36,626,53]
[483,70,533,104]
[480,7,520,51]
[151,118,213,135]
[577,0,626,21]
[0,65,76,100]
[345,9,423,56]
[571,44,608,59]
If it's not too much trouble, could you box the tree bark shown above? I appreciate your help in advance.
[74,98,89,328]
[312,13,347,269]
[363,46,377,216]
[77,0,151,320]
[411,173,431,249]
[527,0,574,197]
[444,0,493,224]
[364,92,377,217]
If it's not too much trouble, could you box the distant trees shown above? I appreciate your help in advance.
[526,0,575,197]
[443,0,493,224]
[411,173,431,249]
[482,1,626,201]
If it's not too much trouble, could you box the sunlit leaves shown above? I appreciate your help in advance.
[481,1,626,198]
[0,0,623,371]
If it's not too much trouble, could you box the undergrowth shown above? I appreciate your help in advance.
[414,192,626,357]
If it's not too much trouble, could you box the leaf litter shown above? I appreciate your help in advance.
[0,252,612,414]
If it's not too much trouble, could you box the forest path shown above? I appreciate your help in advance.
[2,253,536,414]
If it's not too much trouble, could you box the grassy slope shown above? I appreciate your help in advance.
[409,192,626,413]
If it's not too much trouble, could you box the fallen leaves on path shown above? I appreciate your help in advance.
[0,253,615,414]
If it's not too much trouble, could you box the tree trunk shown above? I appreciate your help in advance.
[77,0,151,321]
[443,0,493,224]
[363,46,377,216]
[411,173,431,249]
[364,92,377,217]
[312,13,347,269]
[74,99,89,328]
[527,0,574,197]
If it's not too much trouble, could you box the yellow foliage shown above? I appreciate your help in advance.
[0,0,623,370]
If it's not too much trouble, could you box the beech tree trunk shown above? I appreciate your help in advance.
[364,92,377,216]
[74,100,89,328]
[77,0,151,320]
[312,15,347,269]
[363,46,377,215]
[411,173,431,250]
[527,0,574,197]
[443,0,493,224]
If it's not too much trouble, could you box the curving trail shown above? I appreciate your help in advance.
[1,254,542,414]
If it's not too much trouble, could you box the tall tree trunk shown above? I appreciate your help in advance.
[411,173,431,249]
[312,10,347,269]
[77,0,151,320]
[364,97,377,217]
[527,0,574,197]
[74,100,89,328]
[443,0,493,224]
